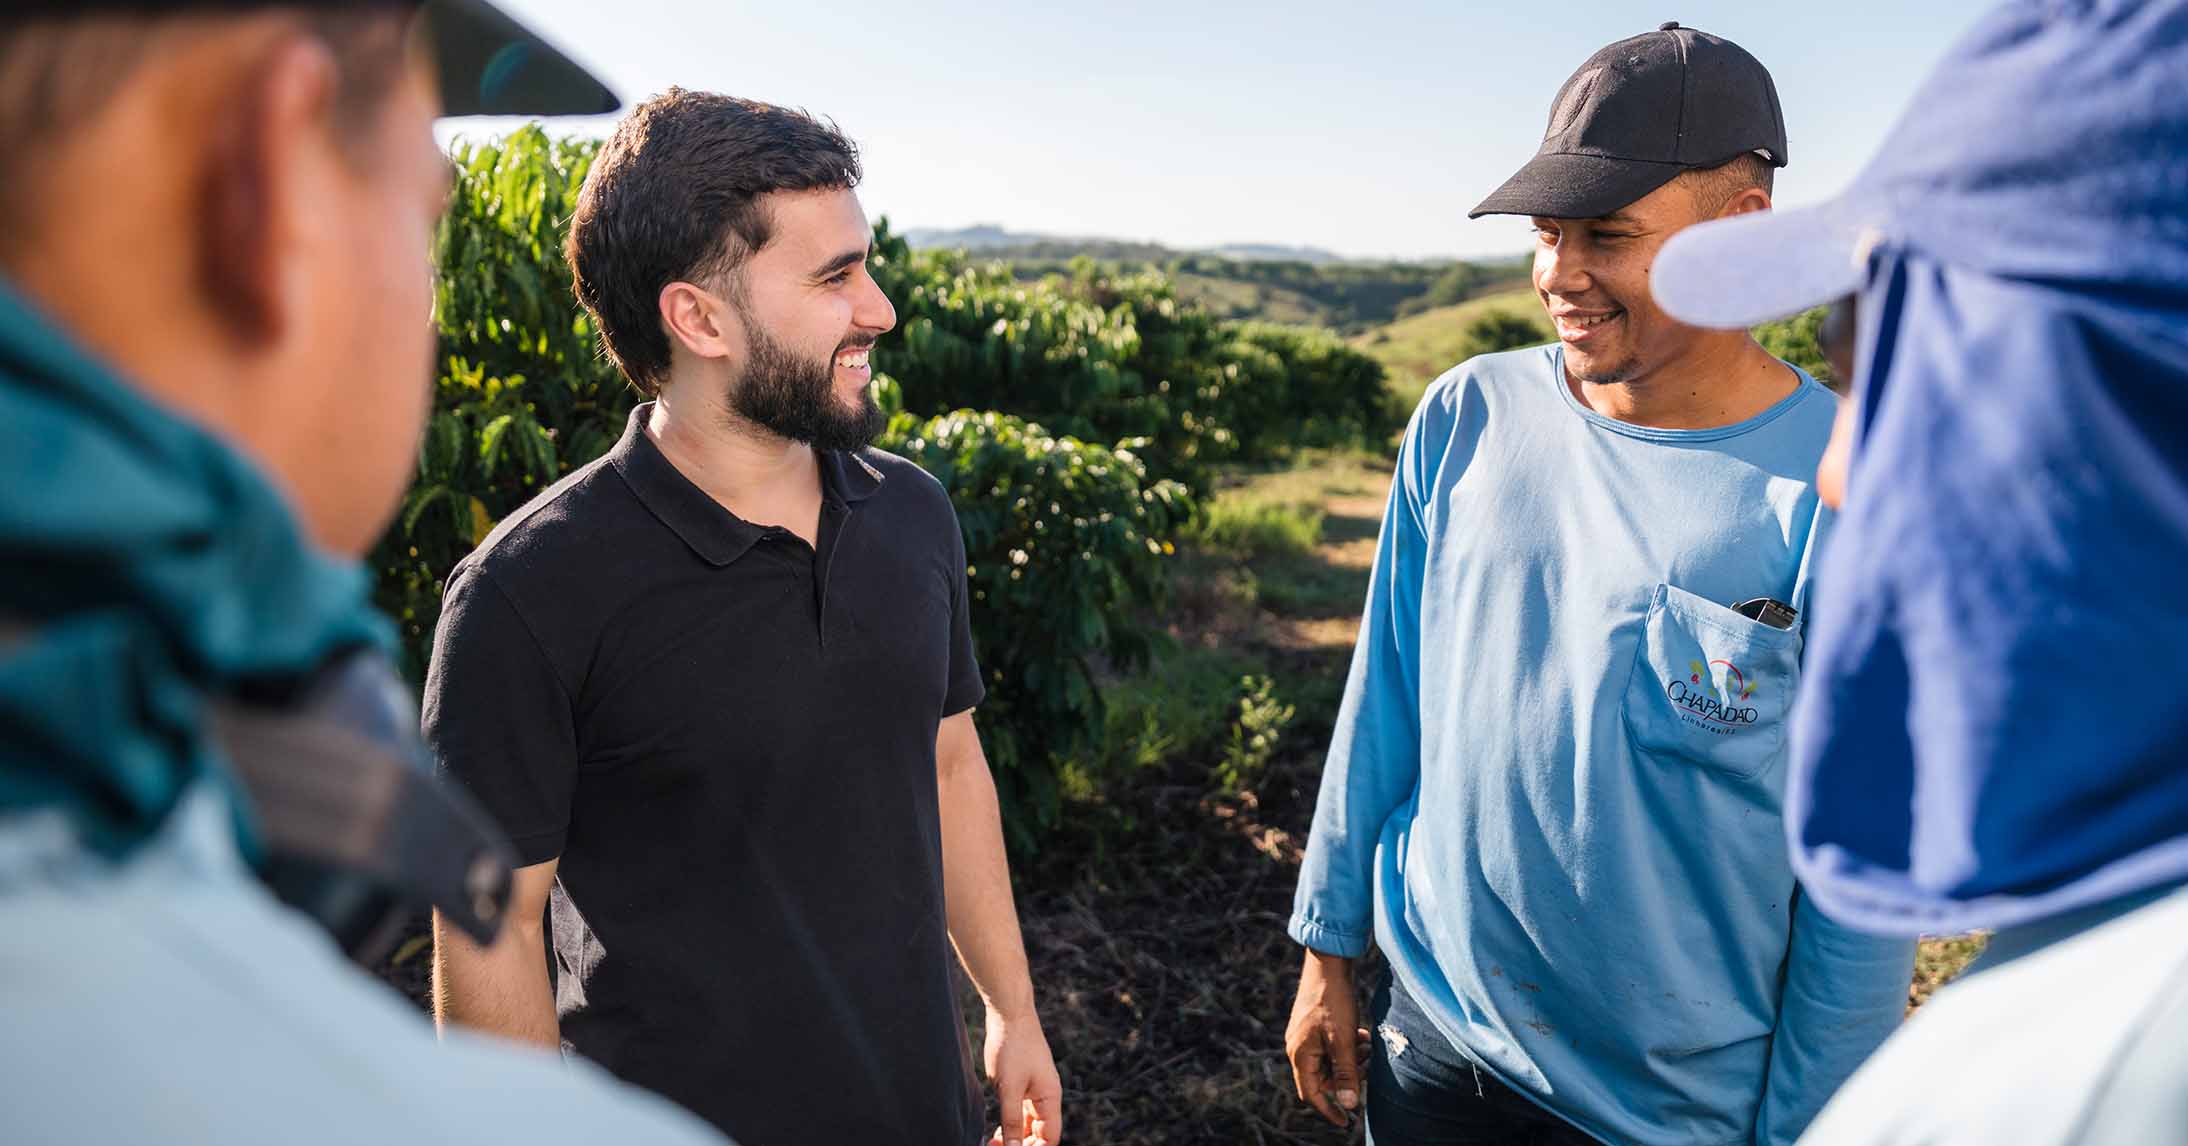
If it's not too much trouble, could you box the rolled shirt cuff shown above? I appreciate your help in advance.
[1288,912,1371,958]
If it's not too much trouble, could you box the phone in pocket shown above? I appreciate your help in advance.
[1730,597,1798,631]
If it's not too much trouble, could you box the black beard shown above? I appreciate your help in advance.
[727,324,883,452]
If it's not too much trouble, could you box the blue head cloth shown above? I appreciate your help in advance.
[0,282,393,859]
[1651,0,2188,935]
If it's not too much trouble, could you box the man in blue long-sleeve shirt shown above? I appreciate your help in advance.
[1284,24,1914,1146]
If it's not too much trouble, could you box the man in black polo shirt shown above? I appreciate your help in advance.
[426,91,1062,1146]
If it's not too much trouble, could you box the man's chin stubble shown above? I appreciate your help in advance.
[1568,356,1641,388]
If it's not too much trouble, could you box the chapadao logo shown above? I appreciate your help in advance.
[1664,659,1762,734]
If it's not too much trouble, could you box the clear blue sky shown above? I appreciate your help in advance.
[453,0,1996,260]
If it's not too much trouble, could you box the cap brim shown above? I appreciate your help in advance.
[1652,199,1880,329]
[427,0,619,117]
[1469,152,1687,220]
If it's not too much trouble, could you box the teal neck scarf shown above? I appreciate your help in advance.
[0,279,392,858]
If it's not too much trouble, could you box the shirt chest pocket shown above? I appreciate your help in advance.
[1622,582,1802,779]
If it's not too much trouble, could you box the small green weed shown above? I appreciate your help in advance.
[1218,675,1297,793]
[1092,648,1266,778]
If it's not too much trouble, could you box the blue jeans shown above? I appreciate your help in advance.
[1366,972,1598,1146]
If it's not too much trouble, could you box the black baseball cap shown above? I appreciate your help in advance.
[1471,22,1785,220]
[17,0,617,118]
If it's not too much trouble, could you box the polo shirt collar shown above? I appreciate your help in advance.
[821,445,887,505]
[607,402,888,566]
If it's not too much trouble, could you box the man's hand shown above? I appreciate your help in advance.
[985,1008,1062,1146]
[1286,949,1369,1127]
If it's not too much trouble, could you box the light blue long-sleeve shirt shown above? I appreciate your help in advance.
[1290,345,1914,1146]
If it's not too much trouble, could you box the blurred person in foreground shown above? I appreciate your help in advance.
[0,2,723,1142]
[426,89,1061,1146]
[1652,3,2188,1143]
[1283,22,1914,1146]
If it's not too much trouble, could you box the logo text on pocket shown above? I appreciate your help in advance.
[1663,659,1763,736]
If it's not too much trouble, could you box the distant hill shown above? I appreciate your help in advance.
[899,224,1076,251]
[894,223,1528,334]
[1206,242,1346,265]
[899,224,1380,267]
[1352,288,1551,410]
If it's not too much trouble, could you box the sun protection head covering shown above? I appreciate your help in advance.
[1470,21,1786,220]
[13,0,617,117]
[1652,0,2188,936]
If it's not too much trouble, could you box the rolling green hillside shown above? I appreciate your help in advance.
[1353,288,1552,411]
[901,226,1531,335]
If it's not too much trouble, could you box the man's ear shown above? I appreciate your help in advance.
[198,29,339,347]
[1717,185,1773,221]
[660,279,739,365]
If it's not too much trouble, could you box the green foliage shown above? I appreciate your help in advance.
[1188,496,1324,558]
[1358,289,1550,414]
[1394,258,1531,319]
[1087,655,1297,796]
[875,403,1192,852]
[1221,321,1399,453]
[1170,254,1525,332]
[868,223,1397,484]
[1092,648,1266,777]
[869,232,1215,481]
[1169,254,1446,332]
[1457,310,1553,360]
[952,240,1528,333]
[1218,675,1295,793]
[372,128,628,677]
[1752,305,1835,387]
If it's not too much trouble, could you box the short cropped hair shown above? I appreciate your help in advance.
[0,10,410,214]
[564,89,862,394]
[1684,151,1777,215]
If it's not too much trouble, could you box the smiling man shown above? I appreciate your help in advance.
[1283,24,1914,1146]
[426,91,1060,1146]
[0,2,727,1143]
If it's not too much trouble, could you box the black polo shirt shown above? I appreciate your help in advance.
[423,403,986,1145]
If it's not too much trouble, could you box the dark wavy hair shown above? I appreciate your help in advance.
[565,88,862,395]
